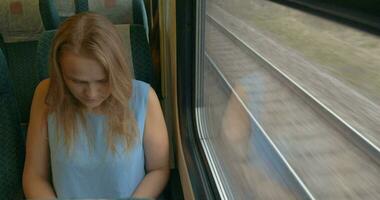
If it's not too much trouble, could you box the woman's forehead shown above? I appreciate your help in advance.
[60,51,107,81]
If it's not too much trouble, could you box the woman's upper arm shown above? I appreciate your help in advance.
[23,79,51,180]
[143,87,170,171]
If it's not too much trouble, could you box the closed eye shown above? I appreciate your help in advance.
[96,79,108,83]
[72,79,87,84]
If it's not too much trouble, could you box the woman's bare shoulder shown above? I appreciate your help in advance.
[32,79,50,106]
[34,78,50,97]
[36,79,50,93]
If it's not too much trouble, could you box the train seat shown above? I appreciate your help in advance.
[0,48,25,199]
[54,0,76,20]
[39,0,149,40]
[39,0,70,30]
[36,24,159,95]
[0,0,45,135]
[75,0,149,40]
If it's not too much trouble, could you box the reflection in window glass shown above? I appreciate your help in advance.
[197,0,380,199]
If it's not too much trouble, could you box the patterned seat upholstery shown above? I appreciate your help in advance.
[0,0,44,135]
[54,0,76,19]
[0,49,25,199]
[36,24,159,95]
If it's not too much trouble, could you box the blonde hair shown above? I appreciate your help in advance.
[46,12,137,152]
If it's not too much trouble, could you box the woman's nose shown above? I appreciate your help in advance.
[84,84,98,98]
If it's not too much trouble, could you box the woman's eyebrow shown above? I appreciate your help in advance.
[67,76,107,82]
[67,76,87,82]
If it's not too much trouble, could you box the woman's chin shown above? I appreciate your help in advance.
[81,101,103,111]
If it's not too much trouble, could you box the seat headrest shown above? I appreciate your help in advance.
[0,0,44,43]
[86,0,133,24]
[55,0,75,17]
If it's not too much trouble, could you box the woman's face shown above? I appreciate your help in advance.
[60,51,111,111]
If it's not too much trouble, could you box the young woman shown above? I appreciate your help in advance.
[23,13,170,199]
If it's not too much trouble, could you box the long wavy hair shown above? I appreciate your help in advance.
[46,13,137,152]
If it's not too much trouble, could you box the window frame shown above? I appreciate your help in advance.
[176,0,220,199]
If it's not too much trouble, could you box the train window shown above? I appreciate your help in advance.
[195,0,380,199]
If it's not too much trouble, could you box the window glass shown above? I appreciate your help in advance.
[196,0,380,199]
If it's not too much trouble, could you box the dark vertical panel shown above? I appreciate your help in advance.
[176,0,219,199]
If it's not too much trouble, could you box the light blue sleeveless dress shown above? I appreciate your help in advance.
[48,80,150,199]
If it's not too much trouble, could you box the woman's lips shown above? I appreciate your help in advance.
[83,98,99,103]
